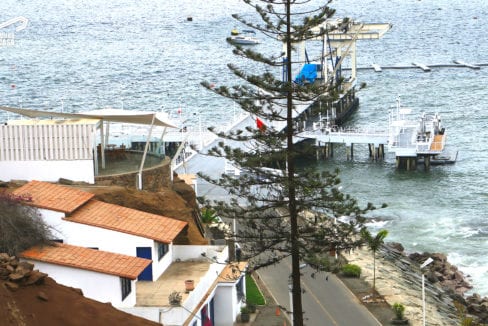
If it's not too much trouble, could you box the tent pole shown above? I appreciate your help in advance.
[138,114,156,190]
[100,121,105,169]
[104,121,110,147]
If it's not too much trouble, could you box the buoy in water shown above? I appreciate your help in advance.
[187,16,193,21]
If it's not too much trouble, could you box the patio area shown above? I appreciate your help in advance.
[136,261,211,307]
[96,150,168,176]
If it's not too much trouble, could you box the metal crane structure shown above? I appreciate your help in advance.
[283,18,392,126]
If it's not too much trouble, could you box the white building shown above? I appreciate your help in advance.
[0,119,99,183]
[0,107,178,186]
[21,243,151,307]
[14,180,247,325]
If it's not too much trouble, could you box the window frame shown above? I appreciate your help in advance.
[157,242,169,261]
[120,277,131,300]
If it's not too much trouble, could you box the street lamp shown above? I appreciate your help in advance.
[420,257,433,326]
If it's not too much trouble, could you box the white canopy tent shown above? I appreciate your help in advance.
[0,106,177,128]
[0,106,179,189]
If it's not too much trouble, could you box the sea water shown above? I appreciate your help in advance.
[0,0,487,295]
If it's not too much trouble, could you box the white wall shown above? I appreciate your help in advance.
[0,160,95,183]
[213,285,236,326]
[57,220,170,281]
[36,209,66,240]
[119,307,160,323]
[21,260,137,307]
[37,208,171,281]
[173,245,228,262]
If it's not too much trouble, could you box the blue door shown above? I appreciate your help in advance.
[136,247,153,281]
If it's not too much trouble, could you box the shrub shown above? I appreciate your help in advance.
[341,264,361,278]
[240,306,250,314]
[392,302,405,320]
[304,254,331,271]
[200,207,219,224]
[247,303,256,313]
[168,291,182,305]
[0,192,53,255]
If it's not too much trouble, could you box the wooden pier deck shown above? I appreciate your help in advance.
[430,134,445,151]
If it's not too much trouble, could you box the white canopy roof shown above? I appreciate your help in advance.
[0,106,178,128]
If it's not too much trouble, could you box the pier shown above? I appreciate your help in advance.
[357,60,486,72]
[295,99,452,170]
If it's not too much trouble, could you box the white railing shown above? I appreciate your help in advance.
[0,124,95,161]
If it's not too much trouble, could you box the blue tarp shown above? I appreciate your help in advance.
[294,64,317,85]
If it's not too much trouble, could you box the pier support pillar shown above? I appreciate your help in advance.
[346,144,353,161]
[379,144,385,159]
[396,156,417,170]
[330,143,334,158]
[424,155,431,171]
[316,141,320,161]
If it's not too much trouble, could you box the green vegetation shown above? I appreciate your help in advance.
[392,302,405,320]
[245,274,265,306]
[454,301,476,326]
[199,1,385,324]
[341,264,361,278]
[240,306,250,314]
[361,229,388,295]
[200,207,219,224]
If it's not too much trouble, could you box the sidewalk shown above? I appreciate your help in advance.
[234,273,290,326]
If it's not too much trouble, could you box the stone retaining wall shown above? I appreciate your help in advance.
[95,157,172,191]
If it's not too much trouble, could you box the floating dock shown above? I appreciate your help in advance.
[357,60,485,72]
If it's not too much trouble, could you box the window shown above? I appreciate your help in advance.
[120,277,131,300]
[157,242,169,261]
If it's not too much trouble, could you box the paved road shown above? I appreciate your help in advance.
[257,258,381,326]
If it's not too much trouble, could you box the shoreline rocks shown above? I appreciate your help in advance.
[344,242,488,325]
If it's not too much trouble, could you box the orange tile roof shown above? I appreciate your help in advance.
[66,200,187,243]
[12,180,94,213]
[21,243,151,279]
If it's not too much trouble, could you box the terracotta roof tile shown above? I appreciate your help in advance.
[66,200,187,243]
[20,243,151,279]
[12,180,94,213]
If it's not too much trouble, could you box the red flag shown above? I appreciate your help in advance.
[256,117,266,131]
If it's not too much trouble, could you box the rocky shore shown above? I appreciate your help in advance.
[344,242,488,325]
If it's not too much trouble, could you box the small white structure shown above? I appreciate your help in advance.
[0,119,99,183]
[21,243,151,307]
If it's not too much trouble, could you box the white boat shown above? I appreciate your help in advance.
[229,30,260,45]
